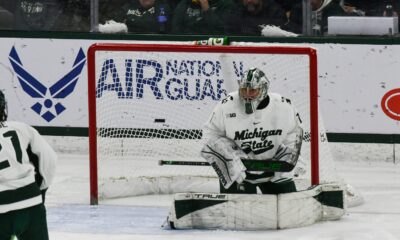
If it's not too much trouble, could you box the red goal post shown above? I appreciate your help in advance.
[87,43,319,205]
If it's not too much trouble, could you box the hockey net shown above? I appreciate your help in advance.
[87,43,362,206]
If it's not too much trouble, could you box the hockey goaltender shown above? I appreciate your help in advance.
[166,67,345,230]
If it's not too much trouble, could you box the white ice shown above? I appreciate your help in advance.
[46,143,400,240]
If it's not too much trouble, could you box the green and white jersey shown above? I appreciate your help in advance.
[0,121,57,213]
[203,92,303,182]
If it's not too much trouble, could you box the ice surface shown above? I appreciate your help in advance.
[45,144,400,240]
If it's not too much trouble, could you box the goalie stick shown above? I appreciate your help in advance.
[158,159,294,172]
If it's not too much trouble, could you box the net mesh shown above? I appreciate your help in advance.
[90,45,362,206]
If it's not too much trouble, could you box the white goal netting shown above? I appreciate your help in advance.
[88,44,363,207]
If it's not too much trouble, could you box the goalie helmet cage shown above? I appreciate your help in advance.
[87,43,319,205]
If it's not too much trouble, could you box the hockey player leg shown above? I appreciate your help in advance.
[0,212,13,240]
[17,204,49,240]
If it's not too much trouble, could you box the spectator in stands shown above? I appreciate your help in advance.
[227,0,288,36]
[340,0,365,16]
[101,0,172,34]
[282,2,302,34]
[343,0,397,16]
[126,0,172,33]
[311,0,352,35]
[1,0,89,31]
[171,0,234,35]
[11,0,67,31]
[99,0,130,24]
[276,0,299,26]
[275,0,295,13]
[0,5,13,29]
[61,0,90,32]
[383,4,398,16]
[287,0,350,35]
[168,0,181,11]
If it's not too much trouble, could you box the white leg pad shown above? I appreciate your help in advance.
[278,183,345,228]
[167,183,345,230]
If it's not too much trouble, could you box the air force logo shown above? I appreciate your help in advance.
[8,46,86,122]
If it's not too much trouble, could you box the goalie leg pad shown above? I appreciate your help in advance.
[167,184,345,230]
[168,193,278,230]
[277,183,345,228]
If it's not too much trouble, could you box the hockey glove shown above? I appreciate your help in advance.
[201,137,247,189]
[271,144,296,171]
[271,123,303,170]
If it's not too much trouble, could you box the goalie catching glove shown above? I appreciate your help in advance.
[271,125,303,172]
[201,137,247,189]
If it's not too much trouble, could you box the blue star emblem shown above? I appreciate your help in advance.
[8,46,86,122]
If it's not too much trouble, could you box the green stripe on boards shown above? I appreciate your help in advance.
[0,182,41,205]
[32,126,400,144]
[175,199,227,219]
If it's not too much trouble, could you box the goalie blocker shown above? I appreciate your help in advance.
[166,183,345,230]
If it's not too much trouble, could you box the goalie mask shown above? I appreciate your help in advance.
[0,90,7,122]
[238,67,270,114]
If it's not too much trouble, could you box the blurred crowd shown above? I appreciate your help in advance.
[0,0,399,36]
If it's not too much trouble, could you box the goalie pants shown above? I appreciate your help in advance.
[220,177,296,194]
[0,204,49,240]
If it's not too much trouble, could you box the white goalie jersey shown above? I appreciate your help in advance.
[203,91,303,182]
[170,92,346,229]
